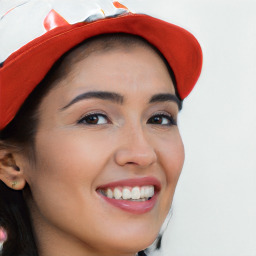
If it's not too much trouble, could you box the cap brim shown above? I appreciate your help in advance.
[0,13,203,130]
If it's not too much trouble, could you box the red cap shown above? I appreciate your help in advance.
[0,13,202,130]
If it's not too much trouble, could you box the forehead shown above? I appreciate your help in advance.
[58,42,176,97]
[52,35,175,90]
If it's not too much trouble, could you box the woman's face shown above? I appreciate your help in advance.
[22,43,185,256]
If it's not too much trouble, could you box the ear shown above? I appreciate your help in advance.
[0,150,26,190]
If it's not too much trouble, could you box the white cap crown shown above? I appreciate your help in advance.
[0,0,129,63]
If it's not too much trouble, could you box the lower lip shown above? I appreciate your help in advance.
[98,193,158,214]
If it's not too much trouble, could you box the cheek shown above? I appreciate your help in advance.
[157,129,185,209]
[157,128,184,178]
[29,129,110,210]
[34,128,109,178]
[165,134,184,182]
[26,129,115,238]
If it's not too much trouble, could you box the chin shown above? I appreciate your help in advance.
[92,222,161,254]
[100,236,157,255]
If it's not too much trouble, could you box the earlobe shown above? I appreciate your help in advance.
[0,150,26,190]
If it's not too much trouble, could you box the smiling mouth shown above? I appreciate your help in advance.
[97,185,155,201]
[96,177,161,214]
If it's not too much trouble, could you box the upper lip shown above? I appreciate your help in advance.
[96,176,161,192]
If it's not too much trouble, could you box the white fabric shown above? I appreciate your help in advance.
[0,0,129,63]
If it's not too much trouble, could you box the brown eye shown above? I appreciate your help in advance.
[78,114,108,125]
[147,114,176,126]
[151,116,163,124]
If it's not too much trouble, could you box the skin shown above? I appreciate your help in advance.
[1,44,184,256]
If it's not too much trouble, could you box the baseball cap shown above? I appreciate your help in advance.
[0,0,203,130]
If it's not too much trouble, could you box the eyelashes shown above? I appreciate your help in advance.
[77,112,177,126]
[147,113,177,126]
[78,112,109,125]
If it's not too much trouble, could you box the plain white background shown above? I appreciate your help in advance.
[123,0,256,255]
[1,0,256,255]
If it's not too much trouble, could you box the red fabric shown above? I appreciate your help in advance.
[0,14,203,130]
[44,9,69,31]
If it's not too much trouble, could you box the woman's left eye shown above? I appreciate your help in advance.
[78,113,109,125]
[147,114,176,126]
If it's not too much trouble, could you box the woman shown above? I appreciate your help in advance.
[0,1,202,256]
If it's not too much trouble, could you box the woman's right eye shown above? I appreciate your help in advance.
[78,113,109,125]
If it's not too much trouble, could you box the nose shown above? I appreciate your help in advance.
[114,127,157,168]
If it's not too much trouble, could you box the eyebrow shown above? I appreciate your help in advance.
[61,91,182,110]
[61,91,124,110]
[149,93,182,110]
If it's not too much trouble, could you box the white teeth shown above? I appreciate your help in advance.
[122,187,132,199]
[140,186,146,198]
[101,185,155,200]
[106,188,113,198]
[113,188,122,199]
[148,186,154,197]
[144,187,149,197]
[144,186,154,197]
[131,186,140,199]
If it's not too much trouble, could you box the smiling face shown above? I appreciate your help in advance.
[21,39,185,256]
